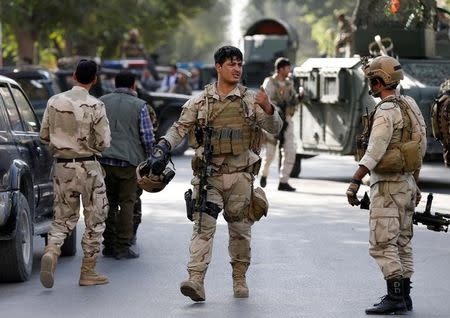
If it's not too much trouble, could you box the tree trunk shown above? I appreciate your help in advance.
[13,28,37,65]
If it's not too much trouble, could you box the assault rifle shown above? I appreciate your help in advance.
[195,126,214,233]
[359,192,450,233]
[413,193,450,233]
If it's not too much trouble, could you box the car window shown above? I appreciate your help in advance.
[0,85,23,131]
[15,78,50,101]
[0,100,7,131]
[10,86,39,132]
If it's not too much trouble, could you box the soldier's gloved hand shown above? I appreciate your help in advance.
[415,187,422,207]
[150,139,171,175]
[346,178,362,206]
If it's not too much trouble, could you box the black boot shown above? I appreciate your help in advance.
[402,277,412,311]
[365,278,407,315]
[278,182,296,192]
[260,176,267,188]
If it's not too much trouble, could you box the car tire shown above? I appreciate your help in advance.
[290,154,302,178]
[60,226,77,257]
[0,193,33,282]
[159,113,189,156]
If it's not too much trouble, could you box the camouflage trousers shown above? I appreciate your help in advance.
[261,116,296,183]
[187,172,254,272]
[47,160,108,257]
[369,176,416,279]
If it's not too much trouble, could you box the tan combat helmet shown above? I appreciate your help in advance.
[363,56,404,87]
[136,161,175,193]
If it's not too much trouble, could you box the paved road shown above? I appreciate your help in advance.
[1,154,449,318]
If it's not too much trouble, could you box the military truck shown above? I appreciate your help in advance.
[291,0,450,175]
[241,18,299,88]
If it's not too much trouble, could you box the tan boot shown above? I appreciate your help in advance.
[40,245,60,288]
[79,256,109,286]
[232,262,249,298]
[180,270,206,301]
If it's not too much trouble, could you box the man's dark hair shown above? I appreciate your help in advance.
[115,70,136,88]
[275,57,291,70]
[214,46,243,65]
[74,59,98,84]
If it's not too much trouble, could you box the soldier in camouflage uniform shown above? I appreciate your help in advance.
[157,46,282,301]
[121,28,145,59]
[260,57,299,192]
[346,56,426,314]
[431,79,450,166]
[39,60,111,288]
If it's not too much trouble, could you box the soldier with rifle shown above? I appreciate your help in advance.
[260,57,300,192]
[347,55,427,314]
[149,46,282,302]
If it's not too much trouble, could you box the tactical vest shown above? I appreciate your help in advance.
[189,85,262,156]
[356,96,423,174]
[100,92,147,166]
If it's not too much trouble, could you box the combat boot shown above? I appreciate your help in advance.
[365,278,407,315]
[231,261,249,298]
[40,245,60,288]
[180,270,206,301]
[402,277,413,311]
[79,256,109,286]
[260,176,267,188]
[278,182,296,192]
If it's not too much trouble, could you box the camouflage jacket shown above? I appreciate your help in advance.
[40,86,111,158]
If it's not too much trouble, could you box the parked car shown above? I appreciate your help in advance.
[0,75,75,283]
[0,66,61,121]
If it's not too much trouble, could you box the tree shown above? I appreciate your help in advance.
[0,0,215,65]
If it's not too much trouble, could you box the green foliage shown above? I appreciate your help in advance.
[1,0,215,65]
[157,1,229,64]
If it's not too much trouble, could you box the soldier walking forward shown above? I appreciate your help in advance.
[156,46,282,301]
[346,56,426,314]
[39,60,111,288]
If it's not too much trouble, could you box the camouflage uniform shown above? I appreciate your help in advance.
[359,95,426,280]
[40,86,111,257]
[261,75,298,185]
[432,79,450,166]
[163,83,281,285]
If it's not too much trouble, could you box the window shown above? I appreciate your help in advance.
[11,86,39,132]
[0,102,7,131]
[0,85,23,131]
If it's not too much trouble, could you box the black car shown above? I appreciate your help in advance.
[0,75,75,283]
[55,68,191,155]
[0,67,61,121]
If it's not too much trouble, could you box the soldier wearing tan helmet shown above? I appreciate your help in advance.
[347,55,426,314]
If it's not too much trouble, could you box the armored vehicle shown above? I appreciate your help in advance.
[292,0,450,175]
[242,18,299,88]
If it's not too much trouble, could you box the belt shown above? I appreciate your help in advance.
[56,156,97,163]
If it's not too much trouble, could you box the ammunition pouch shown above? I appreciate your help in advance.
[247,187,268,222]
[373,140,422,174]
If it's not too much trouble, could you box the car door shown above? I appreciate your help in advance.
[0,83,53,218]
[0,97,17,194]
